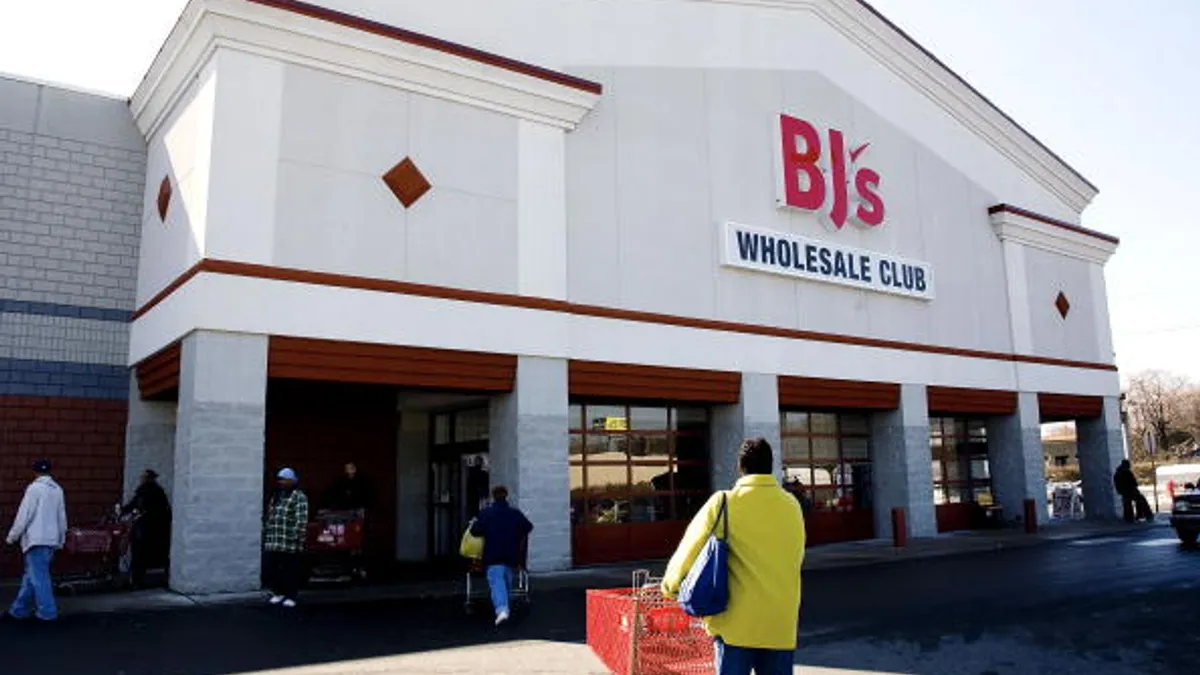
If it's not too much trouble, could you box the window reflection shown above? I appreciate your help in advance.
[929,417,993,510]
[780,411,874,514]
[570,404,710,526]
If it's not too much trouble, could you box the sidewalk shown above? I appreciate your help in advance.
[13,518,1168,617]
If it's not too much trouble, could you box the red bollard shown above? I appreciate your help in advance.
[891,507,907,548]
[1023,498,1038,534]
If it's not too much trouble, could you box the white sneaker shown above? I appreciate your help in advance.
[494,610,510,626]
[268,595,284,605]
[282,599,297,609]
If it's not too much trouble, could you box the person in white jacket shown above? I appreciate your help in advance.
[4,459,67,622]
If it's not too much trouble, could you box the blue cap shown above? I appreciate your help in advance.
[276,468,298,482]
[33,459,51,473]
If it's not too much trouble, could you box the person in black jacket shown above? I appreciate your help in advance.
[470,486,533,626]
[1113,460,1153,523]
[121,469,172,588]
[325,463,372,512]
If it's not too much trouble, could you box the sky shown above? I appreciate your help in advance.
[1,1,1195,382]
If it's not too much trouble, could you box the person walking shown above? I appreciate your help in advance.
[263,468,310,608]
[3,459,68,622]
[121,469,172,588]
[469,486,533,626]
[1113,460,1154,523]
[662,438,807,675]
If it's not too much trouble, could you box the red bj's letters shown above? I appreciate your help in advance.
[778,114,885,229]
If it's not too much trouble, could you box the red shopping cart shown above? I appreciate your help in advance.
[307,509,367,584]
[587,570,715,675]
[54,509,133,594]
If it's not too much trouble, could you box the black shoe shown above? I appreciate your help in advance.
[0,612,26,623]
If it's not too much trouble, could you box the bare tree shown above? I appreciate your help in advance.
[1125,370,1192,459]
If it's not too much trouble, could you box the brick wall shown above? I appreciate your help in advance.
[0,396,128,576]
[0,76,145,577]
[264,379,399,567]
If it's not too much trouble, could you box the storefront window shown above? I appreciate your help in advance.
[569,404,710,526]
[780,412,873,513]
[929,417,993,506]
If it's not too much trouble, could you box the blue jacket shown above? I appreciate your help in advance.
[470,500,533,567]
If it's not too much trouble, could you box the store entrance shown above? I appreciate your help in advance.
[428,408,491,560]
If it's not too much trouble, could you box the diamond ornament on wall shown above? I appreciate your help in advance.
[382,157,431,208]
[1055,292,1071,319]
[157,177,172,221]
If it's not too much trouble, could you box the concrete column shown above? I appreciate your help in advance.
[489,356,569,572]
[987,392,1046,526]
[123,372,177,502]
[170,331,268,594]
[871,384,936,538]
[395,410,430,562]
[1077,396,1123,520]
[711,373,781,491]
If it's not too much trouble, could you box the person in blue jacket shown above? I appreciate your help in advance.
[470,485,533,626]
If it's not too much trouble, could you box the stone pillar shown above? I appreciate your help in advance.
[711,373,781,491]
[987,392,1046,526]
[1077,396,1123,521]
[170,331,268,594]
[395,410,430,562]
[123,372,177,501]
[489,356,569,572]
[871,384,936,538]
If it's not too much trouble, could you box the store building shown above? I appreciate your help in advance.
[1,0,1123,593]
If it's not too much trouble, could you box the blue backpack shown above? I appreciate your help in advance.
[678,492,730,617]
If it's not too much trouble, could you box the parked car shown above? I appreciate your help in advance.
[1169,487,1200,545]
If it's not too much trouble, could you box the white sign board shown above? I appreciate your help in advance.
[720,222,936,300]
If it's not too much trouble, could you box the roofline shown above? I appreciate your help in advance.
[242,0,603,94]
[989,203,1120,246]
[0,70,128,102]
[856,0,1098,193]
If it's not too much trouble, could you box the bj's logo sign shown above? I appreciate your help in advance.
[775,113,885,229]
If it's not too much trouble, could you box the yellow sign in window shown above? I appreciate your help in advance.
[604,417,628,431]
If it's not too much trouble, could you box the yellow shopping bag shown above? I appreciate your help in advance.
[460,520,485,559]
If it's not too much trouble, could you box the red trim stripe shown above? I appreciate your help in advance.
[132,259,1119,373]
[241,0,603,95]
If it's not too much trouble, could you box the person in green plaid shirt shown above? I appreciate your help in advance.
[263,467,309,608]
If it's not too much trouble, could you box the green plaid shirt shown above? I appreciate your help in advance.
[264,490,309,553]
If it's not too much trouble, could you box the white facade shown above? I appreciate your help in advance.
[118,0,1123,592]
[128,0,1116,394]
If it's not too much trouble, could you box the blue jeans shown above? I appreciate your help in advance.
[9,546,57,621]
[714,638,793,675]
[486,565,513,615]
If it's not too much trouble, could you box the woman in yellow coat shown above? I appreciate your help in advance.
[662,438,806,675]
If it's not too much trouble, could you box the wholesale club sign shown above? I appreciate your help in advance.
[719,113,935,301]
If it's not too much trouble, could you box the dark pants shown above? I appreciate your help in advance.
[130,528,169,588]
[264,551,307,601]
[714,638,793,675]
[1122,492,1154,522]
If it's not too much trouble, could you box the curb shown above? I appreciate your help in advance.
[15,522,1168,617]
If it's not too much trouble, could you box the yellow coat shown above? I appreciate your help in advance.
[662,474,806,650]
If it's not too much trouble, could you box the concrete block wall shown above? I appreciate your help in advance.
[0,75,146,577]
[987,393,1047,526]
[171,331,268,594]
[711,373,781,491]
[871,384,937,538]
[489,356,571,572]
[1077,396,1124,521]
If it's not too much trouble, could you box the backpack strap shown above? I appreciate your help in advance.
[708,492,729,541]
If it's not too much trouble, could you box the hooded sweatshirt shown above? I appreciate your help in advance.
[6,475,68,553]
